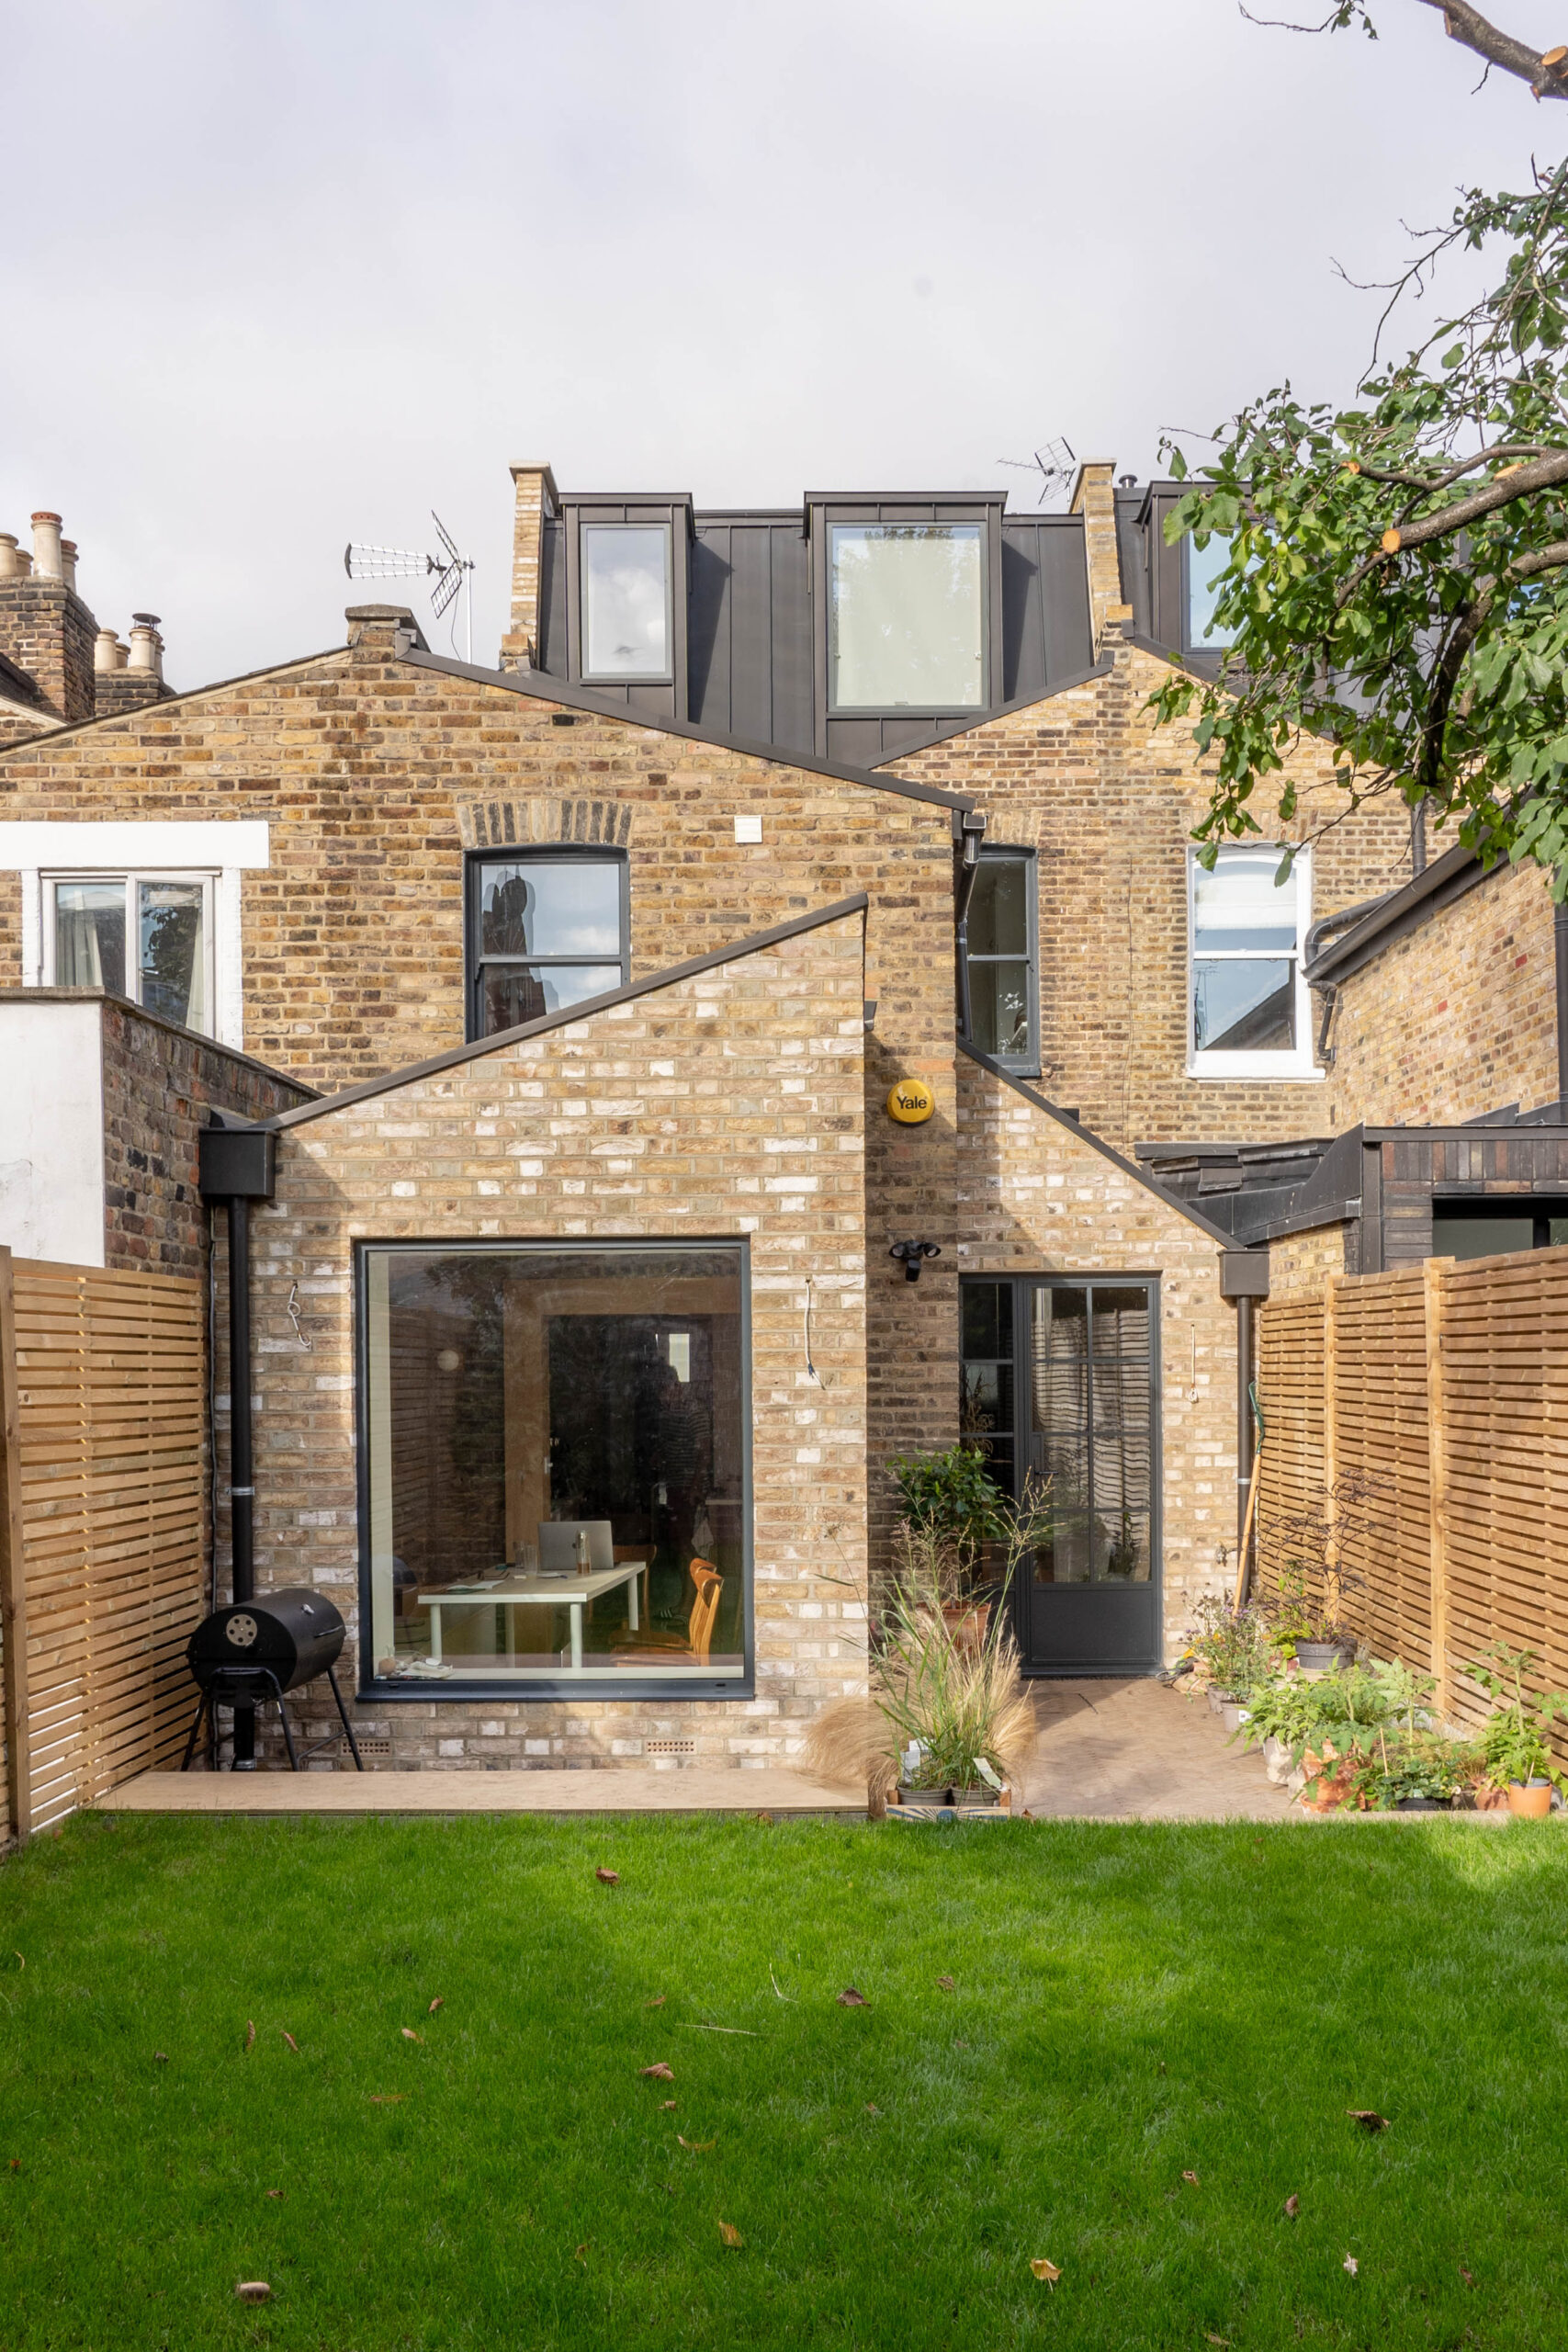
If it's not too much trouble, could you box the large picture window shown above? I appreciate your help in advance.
[362,1242,750,1691]
[581,522,673,682]
[829,522,984,711]
[45,870,212,1033]
[963,846,1036,1070]
[1189,845,1315,1078]
[467,852,629,1039]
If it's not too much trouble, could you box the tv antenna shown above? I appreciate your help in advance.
[998,436,1077,507]
[344,510,475,662]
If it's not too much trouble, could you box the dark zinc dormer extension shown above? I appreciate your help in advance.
[525,484,1100,763]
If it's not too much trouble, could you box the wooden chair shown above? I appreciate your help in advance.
[614,1559,723,1666]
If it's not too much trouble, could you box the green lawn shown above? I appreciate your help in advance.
[1,1810,1564,2350]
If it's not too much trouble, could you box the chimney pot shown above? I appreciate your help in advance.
[128,616,164,677]
[0,534,20,581]
[60,538,79,592]
[30,513,63,581]
[95,628,125,673]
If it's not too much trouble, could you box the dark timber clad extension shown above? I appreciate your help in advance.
[531,496,1099,756]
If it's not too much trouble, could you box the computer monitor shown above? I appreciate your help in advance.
[538,1520,615,1573]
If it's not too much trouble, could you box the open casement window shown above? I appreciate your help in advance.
[44,871,214,1034]
[962,846,1038,1072]
[360,1241,750,1696]
[580,522,674,683]
[467,852,629,1040]
[829,522,985,711]
[1188,845,1317,1080]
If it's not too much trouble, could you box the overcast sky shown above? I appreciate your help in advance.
[2,0,1561,687]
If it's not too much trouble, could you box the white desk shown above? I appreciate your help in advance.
[418,1562,648,1672]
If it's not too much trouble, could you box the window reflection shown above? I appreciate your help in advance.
[581,524,672,680]
[470,855,626,1038]
[365,1246,747,1685]
[829,523,984,709]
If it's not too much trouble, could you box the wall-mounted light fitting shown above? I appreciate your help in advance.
[889,1239,942,1283]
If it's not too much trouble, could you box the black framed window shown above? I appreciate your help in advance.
[828,521,985,711]
[963,845,1037,1071]
[581,522,673,683]
[1431,1199,1568,1260]
[466,851,629,1040]
[360,1240,751,1697]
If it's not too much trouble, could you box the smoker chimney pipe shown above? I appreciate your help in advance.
[197,1121,277,1770]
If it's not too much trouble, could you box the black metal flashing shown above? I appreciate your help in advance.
[394,645,977,813]
[1304,834,1499,986]
[254,895,871,1135]
[955,1037,1238,1250]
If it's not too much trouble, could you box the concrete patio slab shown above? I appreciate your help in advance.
[1017,1677,1297,1821]
[100,1766,861,1817]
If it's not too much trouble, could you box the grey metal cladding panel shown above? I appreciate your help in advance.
[730,526,784,745]
[688,531,731,732]
[999,529,1045,704]
[537,521,568,673]
[767,525,813,755]
[1038,524,1094,682]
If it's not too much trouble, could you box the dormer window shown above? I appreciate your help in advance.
[1185,531,1238,651]
[581,523,673,683]
[828,522,984,711]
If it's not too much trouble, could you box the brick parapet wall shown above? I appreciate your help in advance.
[233,910,869,1770]
[955,1056,1237,1656]
[889,639,1416,1151]
[1324,858,1559,1127]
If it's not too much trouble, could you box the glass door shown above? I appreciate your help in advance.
[961,1277,1161,1675]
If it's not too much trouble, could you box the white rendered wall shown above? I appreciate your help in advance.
[0,1000,106,1265]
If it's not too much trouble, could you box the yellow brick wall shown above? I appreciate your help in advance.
[1325,859,1559,1127]
[241,910,870,1770]
[1268,1222,1348,1297]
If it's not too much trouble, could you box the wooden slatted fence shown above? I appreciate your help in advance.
[1254,1247,1568,1747]
[0,1250,207,1839]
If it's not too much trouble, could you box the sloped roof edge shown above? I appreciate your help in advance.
[956,1038,1238,1250]
[257,894,870,1134]
[396,646,976,812]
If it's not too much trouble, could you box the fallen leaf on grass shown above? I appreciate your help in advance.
[1182,2170,1200,2187]
[677,2135,716,2152]
[660,2099,676,2111]
[12,1954,23,1972]
[401,2028,423,2043]
[645,1994,666,2008]
[1347,2109,1388,2132]
[717,2220,743,2247]
[368,2094,406,2104]
[1205,2335,1230,2346]
[234,2282,271,2303]
[265,2189,284,2200]
[936,1974,955,1992]
[596,1868,620,1885]
[864,2103,880,2115]
[8,2159,19,2172]
[428,1996,444,2013]
[1343,2254,1359,2278]
[154,2052,169,2064]
[754,1812,774,1826]
[1284,2194,1299,2219]
[1030,2258,1061,2287]
[639,2063,675,2080]
[574,2244,587,2264]
[836,1987,868,2007]
[1461,2267,1474,2287]
[281,2032,299,2054]
[244,2020,255,2051]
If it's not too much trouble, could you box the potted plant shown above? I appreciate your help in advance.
[886,1440,1012,1649]
[1466,1644,1568,1817]
[1268,1564,1356,1674]
[1179,1594,1273,1726]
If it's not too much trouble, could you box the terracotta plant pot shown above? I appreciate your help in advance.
[1506,1779,1553,1819]
[942,1601,991,1657]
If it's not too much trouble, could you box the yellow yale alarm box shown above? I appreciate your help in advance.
[886,1079,934,1125]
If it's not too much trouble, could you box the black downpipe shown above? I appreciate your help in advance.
[227,1196,256,1767]
[1556,899,1568,1112]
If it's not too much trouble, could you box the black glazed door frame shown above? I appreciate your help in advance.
[962,1274,1163,1678]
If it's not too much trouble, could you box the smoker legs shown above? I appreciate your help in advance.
[325,1665,365,1771]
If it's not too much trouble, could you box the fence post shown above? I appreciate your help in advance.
[1322,1275,1341,1625]
[0,1250,30,1846]
[1424,1255,1452,1715]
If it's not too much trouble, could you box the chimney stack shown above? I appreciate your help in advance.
[500,463,558,671]
[30,512,63,582]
